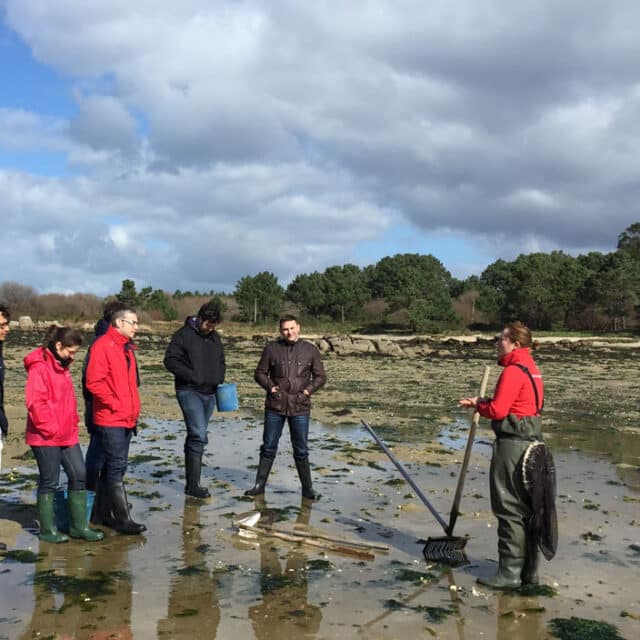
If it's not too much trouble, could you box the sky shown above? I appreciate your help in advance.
[1,1,640,296]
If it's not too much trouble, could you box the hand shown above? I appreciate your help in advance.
[302,389,310,397]
[270,386,280,394]
[0,410,8,437]
[458,396,478,409]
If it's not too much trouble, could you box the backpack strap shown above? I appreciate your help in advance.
[510,363,544,415]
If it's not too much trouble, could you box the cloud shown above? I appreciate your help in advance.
[1,1,640,294]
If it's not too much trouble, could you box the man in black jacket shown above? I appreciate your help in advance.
[164,302,226,498]
[245,315,326,500]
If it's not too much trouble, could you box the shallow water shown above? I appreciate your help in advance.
[1,413,639,640]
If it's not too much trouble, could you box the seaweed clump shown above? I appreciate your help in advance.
[548,616,625,640]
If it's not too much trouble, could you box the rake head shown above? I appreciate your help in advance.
[422,536,469,567]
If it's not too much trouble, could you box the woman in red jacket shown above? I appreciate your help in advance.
[25,326,103,543]
[459,321,544,589]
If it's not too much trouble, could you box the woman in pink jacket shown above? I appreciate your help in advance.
[25,326,103,543]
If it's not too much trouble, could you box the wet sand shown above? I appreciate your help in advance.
[1,335,639,639]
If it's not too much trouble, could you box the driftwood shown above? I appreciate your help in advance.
[233,520,377,560]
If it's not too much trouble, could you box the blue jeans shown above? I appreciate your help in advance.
[94,426,133,485]
[260,411,310,461]
[32,444,86,494]
[85,432,107,481]
[176,389,216,456]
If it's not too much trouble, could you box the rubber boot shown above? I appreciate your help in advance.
[295,458,320,501]
[86,468,103,525]
[106,482,146,535]
[521,537,540,585]
[185,451,210,499]
[37,493,69,543]
[244,456,274,496]
[477,555,523,589]
[68,490,104,541]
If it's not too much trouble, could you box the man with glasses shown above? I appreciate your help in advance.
[0,304,11,444]
[85,308,145,534]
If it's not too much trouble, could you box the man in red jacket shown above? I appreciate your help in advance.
[85,307,145,535]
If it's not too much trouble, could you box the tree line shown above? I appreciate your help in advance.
[2,223,640,332]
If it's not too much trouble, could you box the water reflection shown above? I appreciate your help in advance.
[22,537,134,640]
[248,497,322,639]
[495,591,543,640]
[157,499,221,638]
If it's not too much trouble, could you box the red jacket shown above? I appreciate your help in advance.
[85,325,140,429]
[477,347,544,420]
[24,347,80,447]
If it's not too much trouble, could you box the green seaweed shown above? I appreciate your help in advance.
[1,549,44,563]
[129,454,162,463]
[395,568,437,584]
[548,616,624,640]
[305,559,334,572]
[384,478,406,487]
[414,604,454,623]
[519,583,557,597]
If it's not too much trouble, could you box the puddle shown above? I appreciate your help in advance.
[0,414,638,640]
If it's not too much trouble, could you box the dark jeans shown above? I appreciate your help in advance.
[176,389,216,456]
[260,411,310,461]
[32,444,86,494]
[85,432,107,481]
[94,426,133,485]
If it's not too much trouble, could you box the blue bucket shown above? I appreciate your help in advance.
[54,489,95,533]
[216,383,239,412]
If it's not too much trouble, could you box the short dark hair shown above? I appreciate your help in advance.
[44,325,84,348]
[102,300,127,322]
[111,308,135,326]
[279,314,298,327]
[0,303,10,321]
[197,302,221,324]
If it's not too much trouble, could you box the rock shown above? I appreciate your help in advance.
[373,339,404,357]
[18,316,34,330]
[316,338,331,352]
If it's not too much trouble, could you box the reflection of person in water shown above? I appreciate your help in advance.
[157,500,221,637]
[21,538,134,640]
[495,591,543,640]
[248,499,322,639]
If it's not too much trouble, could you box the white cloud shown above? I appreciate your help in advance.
[1,1,640,293]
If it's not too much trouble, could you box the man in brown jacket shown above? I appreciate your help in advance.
[245,315,326,499]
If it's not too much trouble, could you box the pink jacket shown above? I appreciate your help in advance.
[24,347,80,447]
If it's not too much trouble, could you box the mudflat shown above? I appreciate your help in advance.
[1,330,638,639]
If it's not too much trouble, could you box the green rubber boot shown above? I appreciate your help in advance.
[477,555,523,589]
[37,493,69,543]
[68,490,104,542]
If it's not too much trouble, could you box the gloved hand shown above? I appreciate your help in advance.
[0,409,8,437]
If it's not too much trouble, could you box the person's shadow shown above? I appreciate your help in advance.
[248,497,323,639]
[157,499,221,637]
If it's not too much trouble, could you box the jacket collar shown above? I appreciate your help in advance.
[106,324,136,349]
[499,347,530,367]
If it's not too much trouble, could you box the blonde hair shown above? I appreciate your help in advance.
[505,321,538,351]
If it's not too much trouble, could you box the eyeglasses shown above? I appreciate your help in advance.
[121,319,139,327]
[0,322,9,330]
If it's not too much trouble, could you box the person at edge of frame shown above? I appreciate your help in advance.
[163,302,226,499]
[459,320,545,589]
[24,325,104,543]
[245,314,326,500]
[84,307,146,535]
[0,303,11,445]
[83,300,128,524]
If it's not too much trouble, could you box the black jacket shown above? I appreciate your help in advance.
[164,317,226,394]
[254,338,326,416]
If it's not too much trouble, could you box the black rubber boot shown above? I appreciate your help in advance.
[244,456,274,496]
[68,490,104,542]
[477,555,523,589]
[521,537,540,585]
[106,482,146,535]
[37,493,69,543]
[185,452,210,499]
[295,458,320,501]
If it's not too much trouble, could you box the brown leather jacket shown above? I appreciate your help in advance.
[254,338,326,416]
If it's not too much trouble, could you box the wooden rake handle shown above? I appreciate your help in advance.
[446,365,491,537]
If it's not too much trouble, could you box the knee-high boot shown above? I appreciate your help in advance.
[37,493,69,543]
[244,456,274,496]
[185,451,210,499]
[295,458,320,501]
[105,482,146,535]
[68,490,104,541]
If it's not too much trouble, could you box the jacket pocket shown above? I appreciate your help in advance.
[294,391,311,413]
[266,390,287,414]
